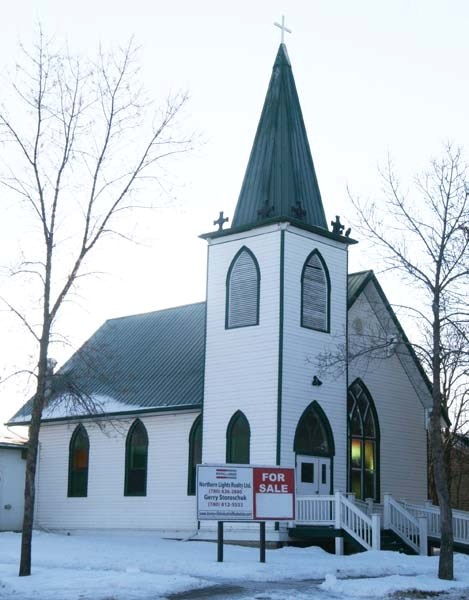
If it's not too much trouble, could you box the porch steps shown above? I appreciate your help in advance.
[428,538,469,556]
[380,529,417,555]
[288,526,365,554]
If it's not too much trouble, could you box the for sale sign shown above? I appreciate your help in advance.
[197,465,295,521]
[253,467,295,520]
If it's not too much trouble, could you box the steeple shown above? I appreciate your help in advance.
[232,44,327,230]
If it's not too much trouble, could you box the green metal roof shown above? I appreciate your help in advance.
[10,302,206,423]
[347,270,374,308]
[232,44,327,230]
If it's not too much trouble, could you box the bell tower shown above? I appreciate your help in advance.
[201,44,355,498]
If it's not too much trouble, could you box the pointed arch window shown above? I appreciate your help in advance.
[301,250,330,332]
[226,247,260,329]
[226,411,250,464]
[124,419,148,496]
[294,401,334,457]
[187,415,202,496]
[348,379,380,502]
[68,424,89,497]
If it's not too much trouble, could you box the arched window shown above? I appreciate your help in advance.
[124,419,148,496]
[68,424,89,497]
[301,250,330,332]
[226,411,250,464]
[348,379,380,502]
[187,415,202,496]
[294,401,334,457]
[226,246,260,329]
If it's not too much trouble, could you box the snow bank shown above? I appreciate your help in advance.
[0,531,468,599]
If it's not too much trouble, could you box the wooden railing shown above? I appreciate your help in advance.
[399,500,469,546]
[295,492,380,551]
[295,493,469,555]
[339,493,380,551]
[383,493,427,555]
[296,494,335,525]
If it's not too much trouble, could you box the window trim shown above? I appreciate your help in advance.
[187,415,202,496]
[347,378,381,502]
[67,424,89,498]
[225,246,261,330]
[300,249,331,333]
[226,410,251,464]
[124,419,149,497]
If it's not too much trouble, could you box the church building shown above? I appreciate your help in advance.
[10,43,432,544]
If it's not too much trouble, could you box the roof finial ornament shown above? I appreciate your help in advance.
[213,211,229,231]
[291,201,306,220]
[258,201,274,219]
[331,216,345,236]
[274,15,292,44]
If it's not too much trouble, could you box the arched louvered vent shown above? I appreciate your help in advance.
[301,250,330,332]
[226,247,260,329]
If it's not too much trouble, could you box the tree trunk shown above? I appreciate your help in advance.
[431,296,454,580]
[19,332,50,576]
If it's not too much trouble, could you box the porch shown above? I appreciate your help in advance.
[290,492,469,555]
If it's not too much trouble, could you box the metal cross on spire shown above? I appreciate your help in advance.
[274,15,292,44]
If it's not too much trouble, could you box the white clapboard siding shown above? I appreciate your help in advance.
[35,412,200,532]
[203,225,281,467]
[349,291,428,504]
[227,249,259,328]
[280,228,348,493]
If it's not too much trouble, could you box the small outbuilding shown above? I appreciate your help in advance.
[0,434,27,531]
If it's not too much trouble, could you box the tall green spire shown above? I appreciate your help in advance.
[232,44,327,230]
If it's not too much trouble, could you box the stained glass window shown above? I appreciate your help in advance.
[124,420,148,496]
[226,411,250,464]
[187,415,202,495]
[68,425,89,497]
[348,379,380,501]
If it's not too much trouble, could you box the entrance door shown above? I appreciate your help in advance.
[296,455,331,495]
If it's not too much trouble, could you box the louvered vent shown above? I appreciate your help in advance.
[226,248,259,328]
[302,252,329,332]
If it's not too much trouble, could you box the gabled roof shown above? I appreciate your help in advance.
[10,302,206,424]
[232,44,327,231]
[347,270,374,308]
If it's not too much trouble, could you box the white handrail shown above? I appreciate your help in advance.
[294,493,380,551]
[400,500,469,546]
[384,493,426,555]
[337,492,380,551]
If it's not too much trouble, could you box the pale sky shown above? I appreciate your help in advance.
[1,0,469,433]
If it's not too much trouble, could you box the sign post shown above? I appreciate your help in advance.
[197,464,295,563]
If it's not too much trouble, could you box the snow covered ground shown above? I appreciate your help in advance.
[0,531,468,600]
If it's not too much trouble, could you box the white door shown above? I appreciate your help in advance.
[296,455,331,495]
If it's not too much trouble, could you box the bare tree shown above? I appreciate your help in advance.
[351,146,469,580]
[0,31,191,576]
